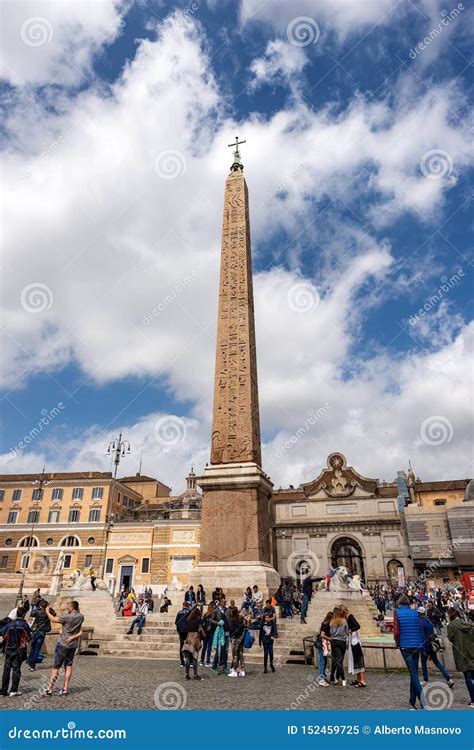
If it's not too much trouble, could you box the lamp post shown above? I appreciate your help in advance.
[98,514,115,587]
[16,467,50,605]
[106,432,131,478]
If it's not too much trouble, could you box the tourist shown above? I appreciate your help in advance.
[325,564,336,592]
[30,589,41,614]
[228,606,249,677]
[185,586,196,605]
[127,596,148,635]
[145,594,154,613]
[44,601,84,696]
[282,582,294,618]
[121,595,135,617]
[315,611,332,686]
[83,564,97,591]
[0,605,31,697]
[117,586,127,612]
[197,584,206,607]
[427,601,443,635]
[211,596,230,675]
[252,585,263,610]
[394,594,424,709]
[447,607,474,708]
[341,607,367,688]
[200,602,217,667]
[160,594,172,613]
[182,606,203,681]
[301,573,321,624]
[241,587,253,612]
[419,606,454,687]
[329,607,348,686]
[259,613,276,673]
[27,599,52,672]
[175,601,190,668]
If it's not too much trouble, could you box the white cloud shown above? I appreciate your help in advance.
[240,0,397,41]
[0,0,127,86]
[249,39,308,90]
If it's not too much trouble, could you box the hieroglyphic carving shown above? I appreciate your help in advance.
[210,170,262,466]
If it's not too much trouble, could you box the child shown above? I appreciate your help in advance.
[259,614,276,673]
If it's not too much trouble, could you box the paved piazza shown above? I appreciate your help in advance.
[0,656,468,711]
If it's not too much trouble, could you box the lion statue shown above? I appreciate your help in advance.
[68,569,108,591]
[331,566,363,592]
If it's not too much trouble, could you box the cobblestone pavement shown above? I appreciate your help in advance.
[0,656,470,711]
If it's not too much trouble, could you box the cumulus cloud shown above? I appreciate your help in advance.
[0,0,128,87]
[249,39,308,91]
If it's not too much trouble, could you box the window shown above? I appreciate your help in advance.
[32,488,42,500]
[434,499,447,506]
[433,525,442,537]
[52,488,63,500]
[84,554,93,567]
[0,490,4,501]
[61,535,80,547]
[87,536,95,545]
[7,511,18,524]
[92,487,104,500]
[0,556,8,569]
[12,489,22,501]
[48,509,60,523]
[72,488,83,500]
[88,509,100,522]
[141,558,150,574]
[68,509,80,523]
[63,554,72,569]
[5,538,12,546]
[20,554,30,570]
[123,495,128,506]
[105,558,113,574]
[19,536,38,548]
[46,538,53,546]
[27,510,40,524]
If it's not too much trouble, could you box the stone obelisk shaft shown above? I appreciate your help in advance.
[210,169,262,467]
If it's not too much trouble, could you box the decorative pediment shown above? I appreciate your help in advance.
[302,452,378,498]
[118,554,138,564]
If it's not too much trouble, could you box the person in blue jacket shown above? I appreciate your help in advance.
[418,606,454,688]
[394,595,425,709]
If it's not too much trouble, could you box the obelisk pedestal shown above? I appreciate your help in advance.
[190,140,280,601]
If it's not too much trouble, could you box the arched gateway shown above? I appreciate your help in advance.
[331,536,365,580]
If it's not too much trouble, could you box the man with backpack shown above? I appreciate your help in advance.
[0,605,31,697]
[27,599,52,671]
[175,601,190,668]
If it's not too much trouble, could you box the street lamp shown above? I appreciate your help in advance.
[106,432,131,478]
[98,513,115,584]
[16,467,50,605]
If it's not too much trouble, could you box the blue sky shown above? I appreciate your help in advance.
[1,0,473,491]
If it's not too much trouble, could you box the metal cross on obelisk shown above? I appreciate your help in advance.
[228,136,246,171]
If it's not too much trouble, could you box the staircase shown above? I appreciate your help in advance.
[58,590,380,665]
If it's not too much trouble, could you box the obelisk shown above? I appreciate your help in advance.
[191,138,280,598]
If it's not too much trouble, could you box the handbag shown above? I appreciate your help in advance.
[243,629,255,649]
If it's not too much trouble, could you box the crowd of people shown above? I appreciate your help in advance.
[174,585,277,679]
[1,575,472,708]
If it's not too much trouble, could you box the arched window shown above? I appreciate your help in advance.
[18,536,39,548]
[59,535,80,548]
[387,559,404,582]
